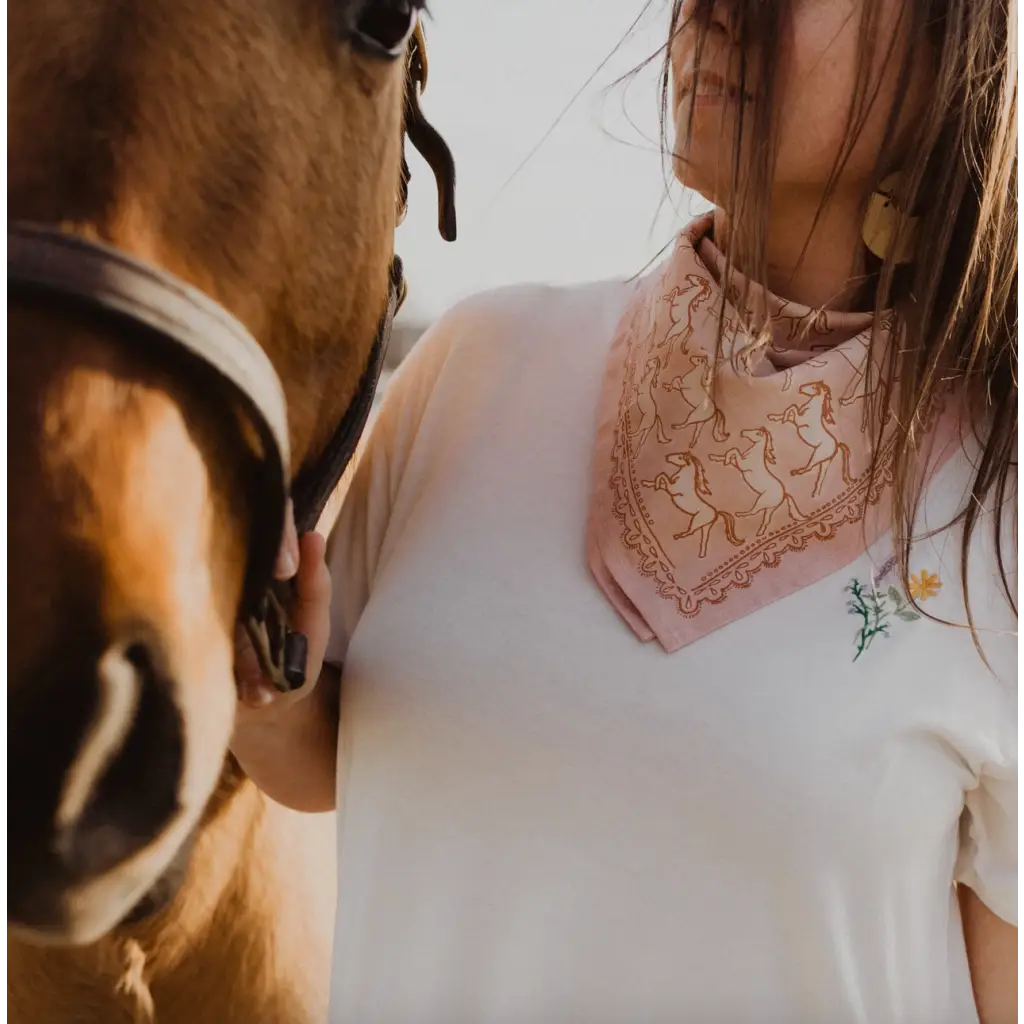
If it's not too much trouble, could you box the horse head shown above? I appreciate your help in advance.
[8,0,453,946]
[683,274,710,297]
[740,426,776,464]
[666,451,709,493]
[799,380,835,422]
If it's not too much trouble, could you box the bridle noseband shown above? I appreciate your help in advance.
[7,22,456,693]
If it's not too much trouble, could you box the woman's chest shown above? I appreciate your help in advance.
[345,339,1010,873]
[348,488,994,875]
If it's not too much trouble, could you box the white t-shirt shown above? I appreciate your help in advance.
[325,280,1017,1024]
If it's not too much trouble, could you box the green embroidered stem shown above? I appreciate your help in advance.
[846,579,890,661]
[845,570,927,661]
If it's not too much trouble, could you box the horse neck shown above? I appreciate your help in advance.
[741,438,765,465]
[803,393,825,419]
[673,462,695,491]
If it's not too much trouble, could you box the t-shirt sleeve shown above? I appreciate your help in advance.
[946,473,1019,929]
[954,760,1017,925]
[322,299,468,667]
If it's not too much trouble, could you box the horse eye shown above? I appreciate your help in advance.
[348,0,422,59]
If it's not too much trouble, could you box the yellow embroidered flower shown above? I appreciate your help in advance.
[909,570,942,602]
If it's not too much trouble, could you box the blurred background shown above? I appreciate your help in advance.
[383,0,711,390]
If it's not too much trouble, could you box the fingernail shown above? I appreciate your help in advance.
[278,547,298,578]
[275,498,299,578]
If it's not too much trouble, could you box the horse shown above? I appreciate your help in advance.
[627,356,672,455]
[642,452,743,558]
[768,381,856,497]
[709,427,807,538]
[664,353,730,446]
[658,274,712,355]
[8,1,455,1021]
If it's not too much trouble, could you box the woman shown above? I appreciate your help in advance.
[233,0,1017,1019]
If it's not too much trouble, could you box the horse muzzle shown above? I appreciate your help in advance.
[7,622,203,944]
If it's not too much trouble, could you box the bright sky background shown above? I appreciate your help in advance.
[395,0,711,324]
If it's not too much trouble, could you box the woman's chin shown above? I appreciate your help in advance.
[672,153,715,207]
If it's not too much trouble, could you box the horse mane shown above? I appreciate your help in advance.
[819,384,835,424]
[689,454,711,498]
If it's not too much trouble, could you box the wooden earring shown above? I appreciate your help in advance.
[862,173,919,264]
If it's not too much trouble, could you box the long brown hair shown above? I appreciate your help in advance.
[650,0,1017,631]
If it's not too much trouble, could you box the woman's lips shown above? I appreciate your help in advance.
[677,70,755,106]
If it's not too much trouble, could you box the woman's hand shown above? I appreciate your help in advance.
[235,501,332,717]
[230,501,341,812]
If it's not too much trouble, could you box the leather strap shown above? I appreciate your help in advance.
[244,257,404,691]
[290,255,404,534]
[7,222,403,692]
[246,257,403,691]
[7,221,291,614]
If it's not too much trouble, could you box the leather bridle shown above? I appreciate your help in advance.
[7,22,456,692]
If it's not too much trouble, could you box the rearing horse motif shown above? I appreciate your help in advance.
[709,427,807,537]
[659,274,713,356]
[642,451,744,558]
[768,381,856,497]
[771,303,833,346]
[835,339,883,431]
[626,356,671,454]
[664,352,730,446]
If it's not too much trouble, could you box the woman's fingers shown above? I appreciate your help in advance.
[291,532,332,639]
[235,530,332,712]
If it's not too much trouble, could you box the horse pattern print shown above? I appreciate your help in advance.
[587,215,954,653]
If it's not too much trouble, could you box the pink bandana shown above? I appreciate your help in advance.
[587,215,951,652]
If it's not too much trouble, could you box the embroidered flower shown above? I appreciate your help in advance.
[845,573,925,662]
[908,570,942,602]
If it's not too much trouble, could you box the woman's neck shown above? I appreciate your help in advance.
[713,188,873,311]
